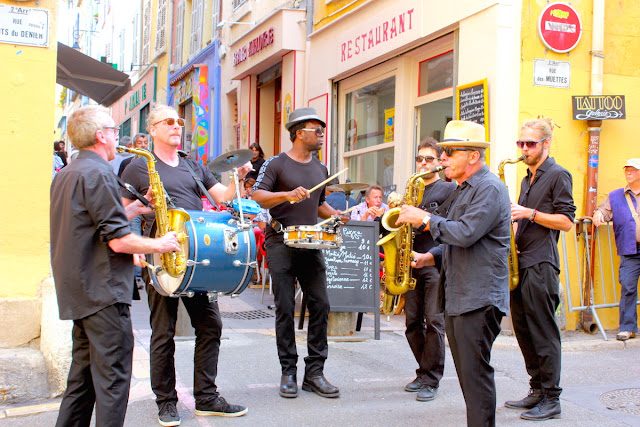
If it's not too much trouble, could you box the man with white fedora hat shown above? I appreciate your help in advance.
[594,158,640,341]
[397,120,511,427]
[252,107,347,400]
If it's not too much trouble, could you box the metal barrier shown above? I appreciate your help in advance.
[561,218,639,341]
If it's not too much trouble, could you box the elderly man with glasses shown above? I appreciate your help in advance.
[504,118,575,421]
[51,105,180,427]
[397,120,511,427]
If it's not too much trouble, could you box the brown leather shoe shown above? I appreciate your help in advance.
[505,388,543,409]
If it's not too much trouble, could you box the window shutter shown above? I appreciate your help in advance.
[190,0,204,57]
[174,1,184,68]
[155,0,167,53]
[142,0,151,64]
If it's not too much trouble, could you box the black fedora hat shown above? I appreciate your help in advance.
[285,107,326,131]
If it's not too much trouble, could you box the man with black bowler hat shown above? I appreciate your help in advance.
[506,118,575,421]
[400,137,457,402]
[398,120,511,427]
[252,107,347,399]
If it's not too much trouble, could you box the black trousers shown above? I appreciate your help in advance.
[404,266,445,387]
[56,303,133,427]
[445,305,503,427]
[265,241,330,377]
[146,283,222,408]
[510,262,562,395]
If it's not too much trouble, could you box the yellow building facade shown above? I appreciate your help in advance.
[1,0,57,301]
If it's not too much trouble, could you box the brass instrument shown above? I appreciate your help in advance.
[498,155,526,291]
[117,146,190,277]
[377,166,445,314]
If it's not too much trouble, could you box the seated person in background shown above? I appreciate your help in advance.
[350,184,389,221]
[243,177,256,199]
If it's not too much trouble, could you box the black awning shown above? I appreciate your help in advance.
[56,42,132,106]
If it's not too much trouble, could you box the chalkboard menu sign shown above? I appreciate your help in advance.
[322,220,380,338]
[456,79,489,141]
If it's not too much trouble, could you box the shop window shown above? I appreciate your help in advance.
[139,103,150,134]
[418,50,453,96]
[415,97,453,168]
[121,118,131,139]
[343,76,395,186]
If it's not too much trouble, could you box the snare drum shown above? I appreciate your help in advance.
[283,225,342,250]
[148,210,256,297]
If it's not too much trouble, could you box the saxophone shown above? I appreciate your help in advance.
[498,156,525,291]
[377,166,445,313]
[117,146,190,277]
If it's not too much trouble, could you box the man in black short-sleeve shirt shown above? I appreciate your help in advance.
[252,107,346,400]
[121,105,250,425]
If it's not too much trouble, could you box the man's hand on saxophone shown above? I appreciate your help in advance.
[410,251,435,268]
[396,205,431,228]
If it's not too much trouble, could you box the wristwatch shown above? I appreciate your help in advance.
[422,214,431,226]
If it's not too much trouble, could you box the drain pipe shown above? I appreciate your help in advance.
[580,0,605,334]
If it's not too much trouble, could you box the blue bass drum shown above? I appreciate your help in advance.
[148,210,256,297]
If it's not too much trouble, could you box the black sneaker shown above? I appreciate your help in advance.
[195,396,248,417]
[158,402,180,426]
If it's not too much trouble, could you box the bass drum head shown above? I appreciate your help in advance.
[146,220,193,296]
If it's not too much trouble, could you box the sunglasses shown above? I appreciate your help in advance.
[516,137,546,149]
[443,147,475,157]
[416,155,438,163]
[153,117,186,127]
[300,126,325,137]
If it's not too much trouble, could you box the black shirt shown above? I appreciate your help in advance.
[429,165,511,316]
[50,150,133,320]
[121,154,219,211]
[515,157,576,270]
[255,153,328,244]
[414,179,458,253]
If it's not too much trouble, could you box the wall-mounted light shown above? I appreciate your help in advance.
[216,20,256,29]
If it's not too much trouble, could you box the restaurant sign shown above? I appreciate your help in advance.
[572,95,625,120]
[233,28,275,67]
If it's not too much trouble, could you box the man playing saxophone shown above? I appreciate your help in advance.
[121,105,251,426]
[504,118,575,421]
[397,120,510,427]
[400,138,457,402]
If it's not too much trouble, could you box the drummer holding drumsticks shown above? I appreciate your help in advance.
[252,107,348,400]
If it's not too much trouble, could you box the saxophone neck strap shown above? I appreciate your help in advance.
[178,150,218,209]
[116,176,151,208]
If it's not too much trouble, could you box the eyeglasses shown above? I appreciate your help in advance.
[443,147,475,157]
[103,126,120,132]
[516,137,547,149]
[152,117,186,127]
[416,155,438,163]
[300,127,325,137]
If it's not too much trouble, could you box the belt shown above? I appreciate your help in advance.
[270,218,284,233]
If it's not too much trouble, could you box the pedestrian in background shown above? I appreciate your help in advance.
[246,142,265,181]
[593,158,640,341]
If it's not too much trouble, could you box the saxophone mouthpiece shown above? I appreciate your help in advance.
[430,165,446,173]
[116,145,131,153]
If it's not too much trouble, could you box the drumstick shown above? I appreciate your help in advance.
[316,206,356,226]
[289,168,348,204]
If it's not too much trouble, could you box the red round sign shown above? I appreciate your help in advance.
[538,2,582,53]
